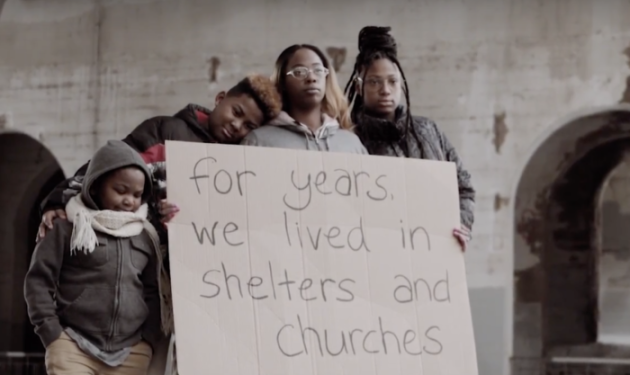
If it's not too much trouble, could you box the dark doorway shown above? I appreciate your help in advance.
[0,133,65,365]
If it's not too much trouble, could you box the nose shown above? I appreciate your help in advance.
[122,197,132,208]
[380,83,391,95]
[229,119,242,133]
[305,72,317,84]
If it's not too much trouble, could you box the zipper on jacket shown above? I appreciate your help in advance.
[106,238,123,350]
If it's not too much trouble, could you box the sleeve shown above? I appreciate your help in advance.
[141,240,165,349]
[24,220,68,347]
[40,163,89,214]
[240,131,260,147]
[121,117,167,165]
[438,128,476,231]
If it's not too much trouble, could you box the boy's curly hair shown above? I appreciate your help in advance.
[227,74,282,123]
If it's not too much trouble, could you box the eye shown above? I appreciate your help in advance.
[232,106,243,117]
[293,68,307,77]
[134,192,142,198]
[246,122,257,130]
[389,78,399,85]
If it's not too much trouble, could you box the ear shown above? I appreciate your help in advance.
[214,91,226,107]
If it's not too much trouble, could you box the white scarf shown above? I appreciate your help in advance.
[66,195,150,255]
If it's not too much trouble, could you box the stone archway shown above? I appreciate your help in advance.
[0,132,65,354]
[512,106,630,373]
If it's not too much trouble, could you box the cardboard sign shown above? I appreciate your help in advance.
[165,141,478,375]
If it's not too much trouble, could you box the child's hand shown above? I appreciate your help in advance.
[453,226,472,252]
[159,199,180,224]
[37,209,67,242]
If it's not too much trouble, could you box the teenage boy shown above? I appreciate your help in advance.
[37,74,282,240]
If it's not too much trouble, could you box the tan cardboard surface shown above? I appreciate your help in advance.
[165,140,478,375]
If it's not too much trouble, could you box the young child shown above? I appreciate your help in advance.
[24,140,163,375]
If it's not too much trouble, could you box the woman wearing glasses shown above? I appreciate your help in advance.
[241,44,367,154]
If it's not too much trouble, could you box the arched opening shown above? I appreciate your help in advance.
[598,157,630,346]
[0,132,64,372]
[512,107,630,374]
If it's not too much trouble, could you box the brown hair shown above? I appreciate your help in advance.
[227,74,282,123]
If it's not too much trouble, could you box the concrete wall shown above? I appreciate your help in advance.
[2,0,630,373]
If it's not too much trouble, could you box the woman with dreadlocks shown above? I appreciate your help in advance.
[345,26,475,251]
[242,44,367,154]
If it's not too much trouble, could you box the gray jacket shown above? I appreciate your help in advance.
[24,140,162,352]
[354,111,475,230]
[241,111,368,154]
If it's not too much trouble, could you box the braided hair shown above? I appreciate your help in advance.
[344,26,421,157]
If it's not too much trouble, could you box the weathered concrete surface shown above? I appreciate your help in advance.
[2,0,630,373]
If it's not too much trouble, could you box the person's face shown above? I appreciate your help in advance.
[209,93,264,143]
[94,167,145,212]
[284,48,329,110]
[358,58,403,117]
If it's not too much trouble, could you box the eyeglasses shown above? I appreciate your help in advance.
[286,67,329,80]
[357,76,401,91]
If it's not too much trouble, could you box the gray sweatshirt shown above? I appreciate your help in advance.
[24,140,162,358]
[241,111,368,154]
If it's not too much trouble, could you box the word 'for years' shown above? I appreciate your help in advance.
[190,156,392,210]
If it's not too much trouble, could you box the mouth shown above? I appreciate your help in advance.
[304,87,321,95]
[222,127,233,140]
[377,99,395,106]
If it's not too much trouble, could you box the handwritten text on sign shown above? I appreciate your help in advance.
[165,141,478,375]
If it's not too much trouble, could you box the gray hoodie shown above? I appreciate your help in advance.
[24,140,162,356]
[241,111,368,154]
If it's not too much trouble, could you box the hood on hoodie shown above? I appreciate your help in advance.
[81,140,153,210]
[267,111,340,141]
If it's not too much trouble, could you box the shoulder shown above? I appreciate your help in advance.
[332,129,368,154]
[252,126,286,136]
[242,126,292,145]
[41,218,73,244]
[411,116,444,141]
[242,127,262,145]
[51,218,73,234]
[411,116,439,131]
[336,129,363,142]
[130,116,187,136]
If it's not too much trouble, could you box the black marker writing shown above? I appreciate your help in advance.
[199,261,356,302]
[276,315,443,357]
[284,212,371,253]
[393,271,451,304]
[283,169,390,211]
[192,221,244,247]
[189,156,255,195]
